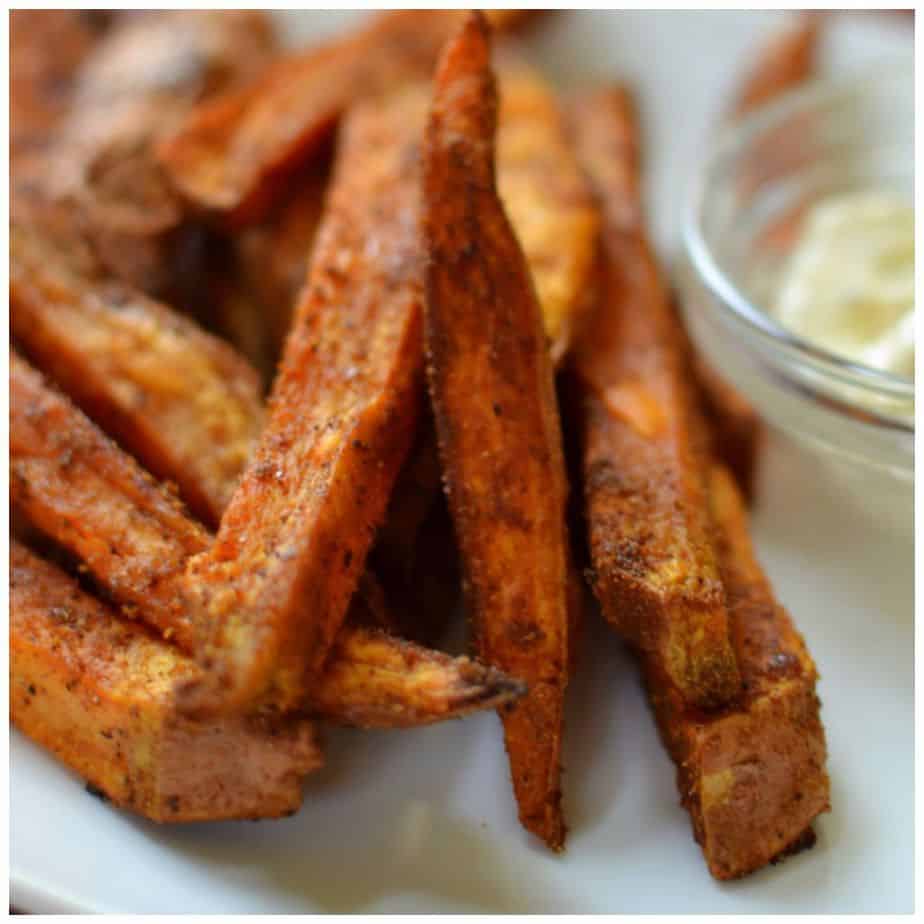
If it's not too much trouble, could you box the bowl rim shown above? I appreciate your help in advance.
[683,59,915,424]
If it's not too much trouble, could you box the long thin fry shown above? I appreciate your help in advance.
[157,11,536,227]
[11,215,265,528]
[570,87,739,709]
[313,628,525,729]
[11,540,323,822]
[644,466,830,880]
[423,13,578,850]
[11,351,206,651]
[496,64,600,362]
[179,86,429,714]
[11,353,515,727]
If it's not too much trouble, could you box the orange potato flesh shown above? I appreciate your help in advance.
[570,87,739,709]
[644,466,830,880]
[11,541,322,823]
[423,13,579,850]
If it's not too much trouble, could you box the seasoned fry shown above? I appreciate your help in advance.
[570,87,739,709]
[497,64,600,362]
[312,627,525,729]
[644,465,830,880]
[11,354,511,727]
[157,10,534,226]
[11,352,206,651]
[424,13,578,850]
[10,216,265,528]
[180,86,428,714]
[11,541,323,823]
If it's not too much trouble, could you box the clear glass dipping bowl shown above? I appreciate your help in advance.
[681,61,913,532]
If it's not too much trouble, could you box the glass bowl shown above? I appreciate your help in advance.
[681,60,913,532]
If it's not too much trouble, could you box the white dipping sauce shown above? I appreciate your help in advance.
[774,190,914,378]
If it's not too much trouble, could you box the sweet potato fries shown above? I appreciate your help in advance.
[570,87,740,710]
[9,10,833,882]
[180,85,428,714]
[423,13,579,850]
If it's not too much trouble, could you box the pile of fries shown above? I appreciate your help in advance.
[10,10,830,881]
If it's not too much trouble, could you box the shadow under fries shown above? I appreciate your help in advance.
[118,716,559,912]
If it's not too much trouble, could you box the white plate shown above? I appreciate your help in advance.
[11,11,914,914]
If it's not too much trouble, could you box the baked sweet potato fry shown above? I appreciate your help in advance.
[11,541,323,823]
[11,351,207,652]
[11,354,513,728]
[643,465,830,880]
[570,87,739,709]
[10,216,265,528]
[424,13,579,850]
[313,627,525,729]
[497,64,600,363]
[180,86,428,714]
[157,10,535,226]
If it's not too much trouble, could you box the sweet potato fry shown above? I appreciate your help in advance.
[180,86,428,714]
[11,541,323,823]
[570,87,739,709]
[497,65,600,363]
[10,216,265,528]
[312,627,525,729]
[11,354,512,728]
[157,10,535,226]
[423,13,578,850]
[643,465,830,880]
[10,352,208,651]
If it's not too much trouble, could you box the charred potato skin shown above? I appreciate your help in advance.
[424,13,578,850]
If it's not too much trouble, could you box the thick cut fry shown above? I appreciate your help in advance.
[180,87,427,714]
[11,541,322,823]
[312,627,525,729]
[570,88,739,709]
[157,10,534,226]
[424,14,578,850]
[11,354,509,727]
[497,65,600,363]
[11,352,207,651]
[10,217,265,528]
[644,466,830,880]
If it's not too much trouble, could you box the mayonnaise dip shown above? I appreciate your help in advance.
[774,190,914,378]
